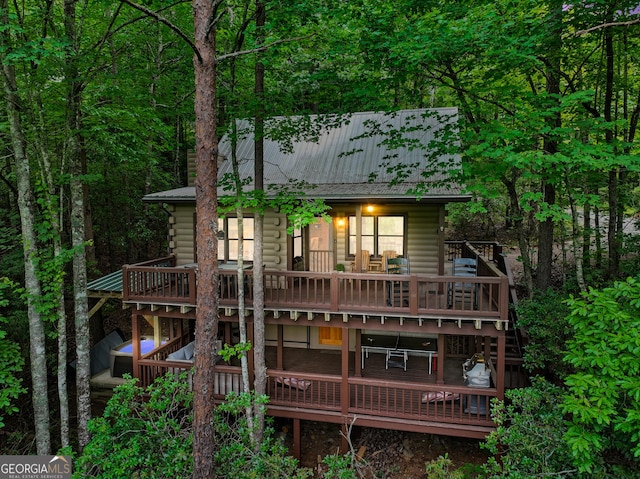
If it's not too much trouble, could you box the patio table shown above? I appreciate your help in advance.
[361,333,438,374]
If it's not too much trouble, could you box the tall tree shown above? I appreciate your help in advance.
[251,0,267,447]
[63,0,92,448]
[0,1,51,453]
[192,0,219,476]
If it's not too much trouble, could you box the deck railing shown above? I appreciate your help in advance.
[123,256,197,305]
[349,378,494,425]
[267,370,342,411]
[136,354,496,428]
[125,263,509,324]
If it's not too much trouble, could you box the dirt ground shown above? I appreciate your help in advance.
[274,419,489,478]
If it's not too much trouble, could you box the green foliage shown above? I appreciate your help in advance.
[0,208,23,281]
[213,391,311,478]
[219,174,332,235]
[0,279,26,429]
[424,454,464,479]
[562,277,640,473]
[218,341,252,362]
[515,288,572,381]
[75,374,314,478]
[482,377,577,478]
[75,374,194,478]
[320,454,357,479]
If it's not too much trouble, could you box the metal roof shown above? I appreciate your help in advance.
[87,270,122,293]
[144,108,469,203]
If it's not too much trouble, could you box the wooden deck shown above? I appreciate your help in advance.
[122,257,510,330]
[130,343,497,439]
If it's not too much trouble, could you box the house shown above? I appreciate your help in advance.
[99,108,525,457]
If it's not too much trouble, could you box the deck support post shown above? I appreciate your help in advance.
[341,327,349,424]
[483,336,491,359]
[132,312,141,381]
[436,334,445,384]
[355,329,362,377]
[497,334,506,400]
[293,418,301,459]
[277,324,284,370]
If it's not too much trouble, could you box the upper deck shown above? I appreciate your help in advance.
[122,243,510,332]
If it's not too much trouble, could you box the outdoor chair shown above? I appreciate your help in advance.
[381,250,398,271]
[447,257,478,308]
[385,334,407,371]
[350,250,371,272]
[386,257,410,306]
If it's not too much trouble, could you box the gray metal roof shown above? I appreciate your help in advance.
[144,108,469,203]
[87,270,122,293]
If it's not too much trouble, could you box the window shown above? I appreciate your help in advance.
[292,227,303,258]
[219,217,254,261]
[348,215,404,256]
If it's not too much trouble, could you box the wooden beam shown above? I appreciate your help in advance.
[88,297,108,318]
[277,325,284,370]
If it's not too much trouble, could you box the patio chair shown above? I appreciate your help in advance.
[386,256,410,306]
[381,250,397,271]
[447,257,478,308]
[385,334,407,371]
[350,250,371,272]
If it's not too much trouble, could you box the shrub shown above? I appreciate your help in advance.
[74,373,194,479]
[482,377,577,478]
[212,391,311,478]
[563,277,640,474]
[515,288,572,381]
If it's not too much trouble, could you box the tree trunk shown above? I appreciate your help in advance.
[535,181,555,291]
[582,186,591,270]
[252,0,267,448]
[602,25,620,279]
[503,172,534,297]
[64,0,92,449]
[0,3,51,452]
[192,0,219,476]
[536,3,562,292]
[230,119,255,439]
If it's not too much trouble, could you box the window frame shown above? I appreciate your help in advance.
[218,216,255,262]
[347,214,406,258]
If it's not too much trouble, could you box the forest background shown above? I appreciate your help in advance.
[1,0,640,478]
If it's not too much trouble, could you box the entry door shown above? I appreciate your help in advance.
[308,218,333,272]
[319,327,342,346]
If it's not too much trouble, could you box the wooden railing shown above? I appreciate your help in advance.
[446,241,503,263]
[136,358,496,428]
[267,370,342,411]
[125,264,509,325]
[349,378,495,425]
[123,256,197,305]
[308,250,333,272]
